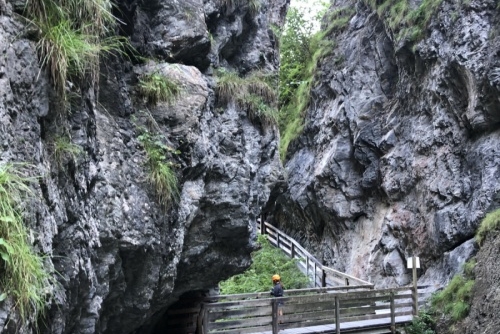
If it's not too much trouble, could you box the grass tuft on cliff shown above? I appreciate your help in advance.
[27,0,129,99]
[138,72,181,105]
[0,164,50,325]
[219,234,310,294]
[215,69,278,127]
[220,0,261,16]
[138,130,179,206]
[52,135,84,168]
[365,0,444,43]
[430,259,475,322]
[475,208,500,246]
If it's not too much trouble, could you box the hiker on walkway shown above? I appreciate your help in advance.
[270,274,284,322]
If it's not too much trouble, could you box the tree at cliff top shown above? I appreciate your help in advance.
[278,0,326,161]
[278,1,356,161]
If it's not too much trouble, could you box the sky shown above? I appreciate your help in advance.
[289,0,328,31]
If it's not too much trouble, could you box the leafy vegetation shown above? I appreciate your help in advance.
[219,235,310,294]
[405,311,436,334]
[430,259,475,321]
[475,208,500,245]
[137,130,179,206]
[138,72,181,105]
[215,69,278,126]
[27,0,128,98]
[0,164,50,325]
[278,1,349,161]
[365,0,444,43]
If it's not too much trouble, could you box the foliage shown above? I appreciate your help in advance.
[278,1,347,161]
[215,69,278,126]
[27,0,129,98]
[475,208,500,245]
[365,0,444,43]
[138,72,180,105]
[137,130,179,206]
[52,135,83,167]
[219,235,310,294]
[431,259,475,321]
[0,164,50,324]
[405,311,435,334]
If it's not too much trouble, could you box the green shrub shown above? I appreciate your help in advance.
[215,69,278,126]
[138,131,179,206]
[405,311,435,334]
[138,73,180,105]
[475,208,500,245]
[431,259,475,321]
[219,235,310,294]
[0,164,50,325]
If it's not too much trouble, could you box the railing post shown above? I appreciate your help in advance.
[260,215,266,235]
[272,299,278,334]
[291,242,295,259]
[390,291,395,334]
[322,267,326,287]
[277,233,280,248]
[202,304,208,334]
[314,262,317,287]
[335,296,340,334]
[412,257,418,316]
[306,257,309,280]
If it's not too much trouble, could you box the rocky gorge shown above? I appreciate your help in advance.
[0,0,499,333]
[0,0,287,333]
[271,0,500,333]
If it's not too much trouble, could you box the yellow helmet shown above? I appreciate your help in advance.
[272,274,280,282]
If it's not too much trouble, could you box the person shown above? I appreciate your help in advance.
[270,274,284,323]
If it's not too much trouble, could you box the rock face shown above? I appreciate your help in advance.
[0,0,288,333]
[462,231,500,334]
[273,0,499,293]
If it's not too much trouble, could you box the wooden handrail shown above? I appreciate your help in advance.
[201,286,431,333]
[257,220,373,288]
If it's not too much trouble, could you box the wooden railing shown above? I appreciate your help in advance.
[201,286,430,334]
[257,220,373,288]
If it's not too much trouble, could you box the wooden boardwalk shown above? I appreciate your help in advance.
[170,222,428,334]
[201,285,428,334]
[252,315,413,333]
[257,221,373,289]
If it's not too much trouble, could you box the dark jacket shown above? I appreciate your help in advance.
[270,282,284,297]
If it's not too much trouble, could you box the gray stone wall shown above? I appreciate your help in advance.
[0,0,289,333]
[275,0,499,290]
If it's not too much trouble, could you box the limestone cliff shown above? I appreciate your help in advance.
[0,0,288,333]
[273,0,499,307]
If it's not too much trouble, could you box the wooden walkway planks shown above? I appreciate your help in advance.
[250,315,413,334]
